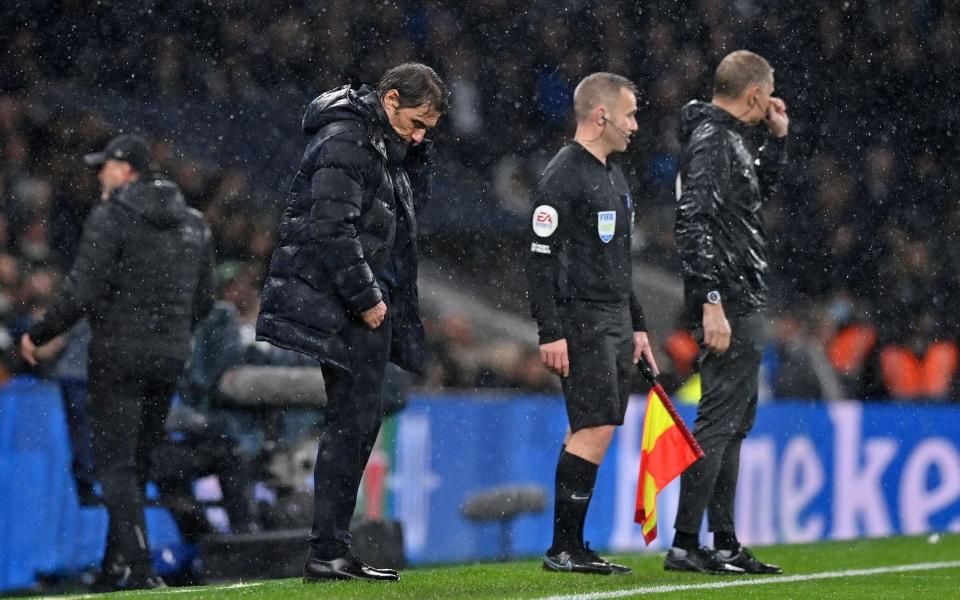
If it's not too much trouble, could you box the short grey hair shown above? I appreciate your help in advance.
[713,50,774,99]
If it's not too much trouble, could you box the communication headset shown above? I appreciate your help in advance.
[600,112,632,141]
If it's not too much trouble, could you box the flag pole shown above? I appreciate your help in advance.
[637,359,704,459]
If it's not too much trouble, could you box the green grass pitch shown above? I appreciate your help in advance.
[27,534,960,599]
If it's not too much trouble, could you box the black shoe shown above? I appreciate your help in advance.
[542,546,614,575]
[90,562,167,592]
[304,555,399,582]
[715,547,783,574]
[127,575,167,590]
[664,546,745,574]
[365,564,400,577]
[598,559,632,575]
[317,549,398,578]
[580,542,633,575]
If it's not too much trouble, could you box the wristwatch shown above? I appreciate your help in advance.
[706,290,722,305]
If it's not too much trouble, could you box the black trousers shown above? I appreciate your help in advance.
[87,353,183,572]
[58,378,97,495]
[309,313,392,557]
[674,313,764,536]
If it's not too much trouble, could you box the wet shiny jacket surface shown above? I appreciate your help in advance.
[674,101,788,318]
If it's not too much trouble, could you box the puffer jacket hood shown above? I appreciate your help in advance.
[301,85,410,164]
[302,85,361,135]
[115,177,188,229]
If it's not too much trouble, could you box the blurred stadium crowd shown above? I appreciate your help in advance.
[1,0,958,400]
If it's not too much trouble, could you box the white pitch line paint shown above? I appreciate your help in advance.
[31,580,270,599]
[535,560,960,600]
[162,580,271,594]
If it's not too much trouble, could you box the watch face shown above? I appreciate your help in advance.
[707,291,721,304]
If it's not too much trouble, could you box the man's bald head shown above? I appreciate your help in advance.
[713,50,773,100]
[573,72,637,122]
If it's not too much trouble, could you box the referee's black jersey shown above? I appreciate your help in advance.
[526,142,647,345]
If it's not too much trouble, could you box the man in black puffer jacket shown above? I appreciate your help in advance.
[668,50,789,576]
[20,134,215,591]
[256,63,448,583]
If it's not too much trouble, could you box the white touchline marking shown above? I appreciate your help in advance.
[161,581,271,594]
[30,580,271,599]
[535,560,960,600]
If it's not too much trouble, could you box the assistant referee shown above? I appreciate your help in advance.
[527,72,657,576]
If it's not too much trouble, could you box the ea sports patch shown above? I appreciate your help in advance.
[532,205,559,237]
[598,210,616,243]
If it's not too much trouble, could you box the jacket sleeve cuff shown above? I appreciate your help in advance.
[537,324,564,345]
[766,133,788,155]
[346,285,383,314]
[28,321,57,347]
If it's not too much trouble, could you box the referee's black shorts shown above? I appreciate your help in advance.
[559,300,634,432]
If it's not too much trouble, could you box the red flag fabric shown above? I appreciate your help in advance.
[634,387,702,544]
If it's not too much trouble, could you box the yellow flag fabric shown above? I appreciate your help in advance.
[634,389,701,544]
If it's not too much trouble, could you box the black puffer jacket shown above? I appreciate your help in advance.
[674,101,788,318]
[30,176,215,362]
[256,85,429,375]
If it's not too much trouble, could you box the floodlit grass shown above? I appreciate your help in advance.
[29,534,960,599]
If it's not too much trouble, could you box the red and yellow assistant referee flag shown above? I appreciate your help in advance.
[634,385,703,545]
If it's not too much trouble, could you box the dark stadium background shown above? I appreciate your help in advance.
[1,0,956,397]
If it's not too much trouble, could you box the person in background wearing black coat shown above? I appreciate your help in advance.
[19,134,215,591]
[256,63,448,583]
[669,50,788,575]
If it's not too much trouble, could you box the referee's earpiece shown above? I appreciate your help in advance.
[598,112,606,127]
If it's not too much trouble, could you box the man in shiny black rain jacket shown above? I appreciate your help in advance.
[527,73,658,576]
[21,134,215,591]
[256,63,447,583]
[668,50,788,576]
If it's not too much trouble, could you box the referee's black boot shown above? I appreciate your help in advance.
[542,546,614,575]
[304,554,399,582]
[580,542,633,574]
[664,546,745,574]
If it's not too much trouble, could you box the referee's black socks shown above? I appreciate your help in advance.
[551,450,599,551]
